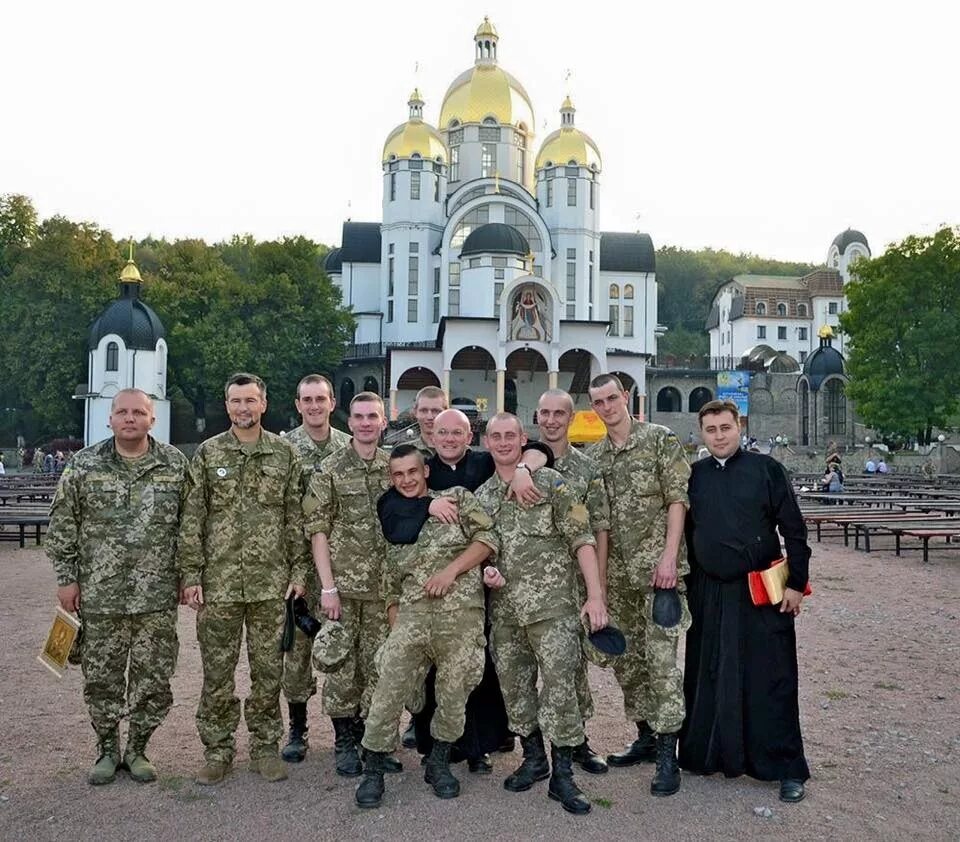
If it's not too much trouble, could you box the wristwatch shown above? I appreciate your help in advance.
[516,462,531,473]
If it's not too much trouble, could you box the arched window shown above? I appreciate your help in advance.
[624,284,634,299]
[656,387,682,413]
[688,387,713,413]
[799,380,810,445]
[824,379,846,435]
[755,302,766,316]
[777,302,787,316]
[797,303,808,317]
[609,284,620,299]
[363,376,379,395]
[339,378,355,408]
[106,342,119,372]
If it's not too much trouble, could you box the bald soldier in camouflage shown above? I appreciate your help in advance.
[46,388,188,786]
[280,374,351,763]
[536,389,611,775]
[587,373,691,797]
[301,391,402,777]
[354,445,500,808]
[475,413,608,816]
[179,373,308,786]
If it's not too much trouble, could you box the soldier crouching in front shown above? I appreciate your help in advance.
[475,413,608,815]
[353,444,502,808]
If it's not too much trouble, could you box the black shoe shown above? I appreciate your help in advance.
[779,779,806,803]
[607,721,656,767]
[382,754,403,774]
[571,738,608,775]
[281,702,308,763]
[424,740,460,799]
[547,744,591,815]
[497,736,516,753]
[401,721,417,749]
[353,716,403,773]
[467,753,493,775]
[355,751,385,808]
[650,732,680,797]
[503,730,550,792]
[332,717,362,777]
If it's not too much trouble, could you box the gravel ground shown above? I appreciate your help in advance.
[0,530,957,842]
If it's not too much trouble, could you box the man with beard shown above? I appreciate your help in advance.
[680,399,810,803]
[179,373,307,785]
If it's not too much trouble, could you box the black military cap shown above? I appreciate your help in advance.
[293,596,322,638]
[588,624,627,656]
[653,588,682,628]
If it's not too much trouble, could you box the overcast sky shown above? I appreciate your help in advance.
[3,0,956,263]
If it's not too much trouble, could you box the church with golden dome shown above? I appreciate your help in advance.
[325,18,658,421]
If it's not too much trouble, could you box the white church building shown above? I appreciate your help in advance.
[325,18,660,423]
[705,229,870,368]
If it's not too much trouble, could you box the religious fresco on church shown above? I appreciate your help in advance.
[510,284,552,342]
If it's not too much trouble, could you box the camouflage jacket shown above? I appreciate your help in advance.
[285,424,351,492]
[406,435,436,458]
[382,487,497,613]
[554,445,611,534]
[177,429,308,602]
[588,420,690,588]
[45,436,188,615]
[476,467,595,626]
[302,444,390,601]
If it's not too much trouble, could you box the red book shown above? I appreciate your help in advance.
[748,558,812,606]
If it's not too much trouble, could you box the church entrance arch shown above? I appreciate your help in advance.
[656,386,681,413]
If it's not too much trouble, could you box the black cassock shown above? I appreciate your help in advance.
[679,448,810,782]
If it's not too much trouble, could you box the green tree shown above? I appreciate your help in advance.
[840,226,960,444]
[0,193,38,278]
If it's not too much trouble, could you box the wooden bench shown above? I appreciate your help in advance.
[0,515,49,548]
[852,517,960,553]
[895,527,960,562]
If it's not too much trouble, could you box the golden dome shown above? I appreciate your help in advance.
[818,324,835,339]
[536,126,602,170]
[119,259,142,283]
[439,64,534,129]
[476,16,498,38]
[382,120,447,163]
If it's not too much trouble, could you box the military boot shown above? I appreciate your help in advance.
[571,735,608,775]
[401,720,418,749]
[548,744,592,815]
[607,720,657,767]
[122,730,157,782]
[249,753,288,782]
[332,717,363,777]
[353,716,403,773]
[355,751,386,808]
[88,731,120,786]
[650,732,681,797]
[281,702,309,763]
[196,760,231,786]
[424,740,460,799]
[503,729,550,792]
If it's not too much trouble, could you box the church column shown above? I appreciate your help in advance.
[390,388,398,421]
[443,369,451,399]
[496,369,505,413]
[548,370,558,389]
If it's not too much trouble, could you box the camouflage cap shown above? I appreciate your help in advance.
[311,620,350,673]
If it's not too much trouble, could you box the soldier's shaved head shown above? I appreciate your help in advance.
[111,388,154,412]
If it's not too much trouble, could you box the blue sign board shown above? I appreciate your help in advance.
[717,371,751,416]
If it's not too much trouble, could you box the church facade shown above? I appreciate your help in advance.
[325,19,659,424]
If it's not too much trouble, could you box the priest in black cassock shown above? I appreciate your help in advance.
[679,399,810,803]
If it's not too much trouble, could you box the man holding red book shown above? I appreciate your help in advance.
[680,399,810,803]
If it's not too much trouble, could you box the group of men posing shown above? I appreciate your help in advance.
[46,371,811,814]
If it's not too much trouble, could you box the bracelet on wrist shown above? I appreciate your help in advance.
[321,586,338,595]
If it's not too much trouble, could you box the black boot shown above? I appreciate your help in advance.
[332,717,362,777]
[467,753,493,774]
[650,732,680,797]
[355,751,385,808]
[401,720,417,749]
[281,702,308,763]
[571,736,608,775]
[503,729,550,792]
[423,740,460,799]
[353,716,403,773]
[548,744,591,815]
[607,720,656,767]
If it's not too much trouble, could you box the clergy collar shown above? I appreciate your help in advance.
[711,447,744,469]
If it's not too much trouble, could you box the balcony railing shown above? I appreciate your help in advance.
[342,340,437,360]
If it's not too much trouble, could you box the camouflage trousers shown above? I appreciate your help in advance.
[608,580,691,734]
[80,610,178,751]
[490,613,584,748]
[196,599,285,763]
[320,596,389,720]
[363,608,485,753]
[572,578,594,722]
[281,589,319,705]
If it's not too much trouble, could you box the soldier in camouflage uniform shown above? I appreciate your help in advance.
[354,445,499,807]
[46,388,187,786]
[405,385,447,457]
[587,374,691,797]
[301,391,401,777]
[280,374,350,762]
[475,413,608,815]
[537,389,611,775]
[179,373,308,786]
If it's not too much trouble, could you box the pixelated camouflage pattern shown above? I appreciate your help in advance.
[606,586,690,733]
[177,430,308,602]
[301,444,391,600]
[382,487,497,612]
[284,424,351,489]
[196,599,286,762]
[553,445,610,534]
[588,420,691,590]
[81,610,178,747]
[362,608,486,752]
[490,614,585,747]
[45,436,188,615]
[317,597,389,718]
[405,435,436,458]
[475,467,594,626]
